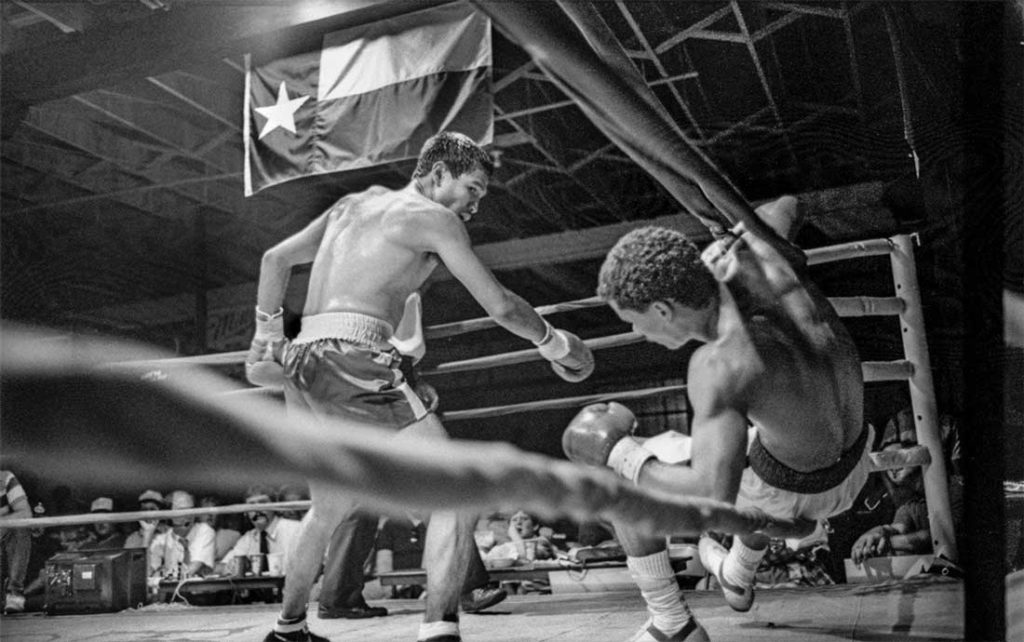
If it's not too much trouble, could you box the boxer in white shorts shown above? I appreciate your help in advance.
[563,196,869,641]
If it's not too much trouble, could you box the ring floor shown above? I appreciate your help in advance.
[1,576,963,641]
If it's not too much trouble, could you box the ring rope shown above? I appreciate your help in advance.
[107,236,899,370]
[443,384,689,421]
[0,501,311,530]
[441,360,910,422]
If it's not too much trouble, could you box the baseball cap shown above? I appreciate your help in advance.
[138,490,164,505]
[167,490,195,510]
[90,497,114,513]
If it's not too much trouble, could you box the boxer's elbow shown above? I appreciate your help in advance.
[261,247,290,274]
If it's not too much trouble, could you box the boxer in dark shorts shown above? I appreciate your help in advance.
[248,132,594,642]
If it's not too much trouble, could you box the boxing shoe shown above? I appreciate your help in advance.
[263,626,329,642]
[563,402,654,482]
[4,593,25,614]
[317,599,388,619]
[626,617,710,642]
[698,536,754,613]
[460,586,507,613]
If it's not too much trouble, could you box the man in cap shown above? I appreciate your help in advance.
[148,490,215,580]
[124,490,167,550]
[80,497,125,549]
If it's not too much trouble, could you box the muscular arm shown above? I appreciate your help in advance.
[419,210,548,343]
[256,210,331,313]
[636,357,749,503]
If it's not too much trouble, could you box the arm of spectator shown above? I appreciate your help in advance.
[185,525,216,577]
[0,473,32,520]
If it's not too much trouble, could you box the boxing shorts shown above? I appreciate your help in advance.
[736,424,874,522]
[281,312,429,429]
[641,423,874,523]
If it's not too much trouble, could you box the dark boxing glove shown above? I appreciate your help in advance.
[534,322,594,382]
[562,402,655,482]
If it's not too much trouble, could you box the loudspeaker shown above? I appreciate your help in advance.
[45,548,147,614]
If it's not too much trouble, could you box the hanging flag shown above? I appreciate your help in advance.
[243,2,492,196]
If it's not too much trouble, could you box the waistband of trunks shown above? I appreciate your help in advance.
[293,312,394,350]
[748,423,870,494]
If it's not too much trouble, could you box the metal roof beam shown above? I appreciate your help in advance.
[615,1,706,142]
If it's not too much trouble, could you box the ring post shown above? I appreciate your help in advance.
[889,233,957,562]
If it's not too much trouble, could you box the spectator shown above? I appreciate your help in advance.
[124,490,167,550]
[79,497,126,550]
[1,470,33,613]
[276,484,310,522]
[198,496,242,562]
[847,407,945,566]
[484,510,555,563]
[148,490,215,581]
[218,489,302,575]
[850,442,930,564]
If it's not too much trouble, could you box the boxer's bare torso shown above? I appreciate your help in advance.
[690,227,863,474]
[303,184,444,329]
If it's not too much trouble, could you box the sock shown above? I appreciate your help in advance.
[418,620,459,640]
[627,550,692,634]
[608,438,656,482]
[722,538,767,587]
[274,614,307,634]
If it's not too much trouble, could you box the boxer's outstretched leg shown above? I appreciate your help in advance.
[617,524,709,642]
[418,509,476,642]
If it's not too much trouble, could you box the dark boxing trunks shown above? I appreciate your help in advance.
[748,425,869,495]
[282,312,427,429]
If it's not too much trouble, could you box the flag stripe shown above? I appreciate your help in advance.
[319,3,490,102]
[313,67,492,172]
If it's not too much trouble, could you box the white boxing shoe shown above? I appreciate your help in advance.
[626,617,710,642]
[698,536,754,613]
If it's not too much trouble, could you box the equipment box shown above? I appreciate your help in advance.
[45,548,147,614]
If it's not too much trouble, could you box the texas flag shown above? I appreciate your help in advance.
[243,2,493,196]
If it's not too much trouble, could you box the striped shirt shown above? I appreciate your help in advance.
[1,470,29,517]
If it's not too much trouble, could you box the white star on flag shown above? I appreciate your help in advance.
[254,82,310,139]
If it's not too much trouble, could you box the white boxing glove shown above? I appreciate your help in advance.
[389,292,426,363]
[245,306,287,388]
[534,321,594,382]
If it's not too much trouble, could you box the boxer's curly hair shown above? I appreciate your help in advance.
[597,226,718,312]
[413,131,495,180]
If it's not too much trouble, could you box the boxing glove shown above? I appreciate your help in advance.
[701,222,747,283]
[245,306,288,388]
[534,322,595,382]
[390,292,426,364]
[562,402,655,482]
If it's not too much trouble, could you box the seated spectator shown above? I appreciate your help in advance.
[481,510,554,595]
[1,470,33,613]
[484,510,555,563]
[276,484,310,522]
[850,408,932,564]
[850,446,930,564]
[79,497,126,550]
[124,490,167,550]
[148,490,215,583]
[198,495,242,562]
[217,488,302,576]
